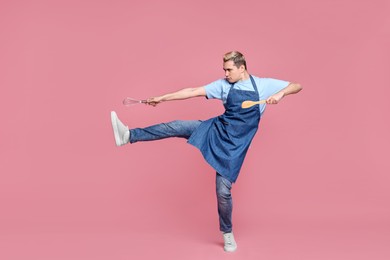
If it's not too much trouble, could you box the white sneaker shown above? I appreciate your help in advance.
[110,111,129,146]
[223,232,237,252]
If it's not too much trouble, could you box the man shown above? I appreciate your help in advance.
[111,51,302,252]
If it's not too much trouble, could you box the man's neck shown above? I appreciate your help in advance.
[240,71,250,81]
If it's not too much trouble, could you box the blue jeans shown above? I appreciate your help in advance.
[130,120,202,143]
[129,120,234,233]
[216,172,233,233]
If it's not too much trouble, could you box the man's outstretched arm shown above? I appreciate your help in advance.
[146,87,207,106]
[266,83,303,104]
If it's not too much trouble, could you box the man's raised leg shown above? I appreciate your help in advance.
[110,111,201,146]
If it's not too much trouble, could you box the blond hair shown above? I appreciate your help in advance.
[223,51,247,70]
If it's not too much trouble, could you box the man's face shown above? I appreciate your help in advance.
[223,60,244,83]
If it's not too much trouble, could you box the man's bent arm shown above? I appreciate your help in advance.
[267,83,303,104]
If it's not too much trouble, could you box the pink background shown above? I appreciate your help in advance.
[1,0,389,259]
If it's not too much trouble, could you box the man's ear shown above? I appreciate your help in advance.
[239,65,245,72]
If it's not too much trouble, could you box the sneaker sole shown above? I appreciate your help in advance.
[110,111,121,146]
[224,246,237,252]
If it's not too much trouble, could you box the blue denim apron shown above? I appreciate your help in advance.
[188,76,261,182]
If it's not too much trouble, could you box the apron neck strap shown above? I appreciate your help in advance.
[230,75,259,95]
[249,75,259,95]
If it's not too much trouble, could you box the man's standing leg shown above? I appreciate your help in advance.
[216,173,237,252]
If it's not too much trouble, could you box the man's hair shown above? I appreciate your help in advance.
[223,51,247,70]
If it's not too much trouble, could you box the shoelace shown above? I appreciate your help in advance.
[224,234,233,245]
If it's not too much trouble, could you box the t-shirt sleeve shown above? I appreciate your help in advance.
[204,79,224,100]
[263,78,290,99]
